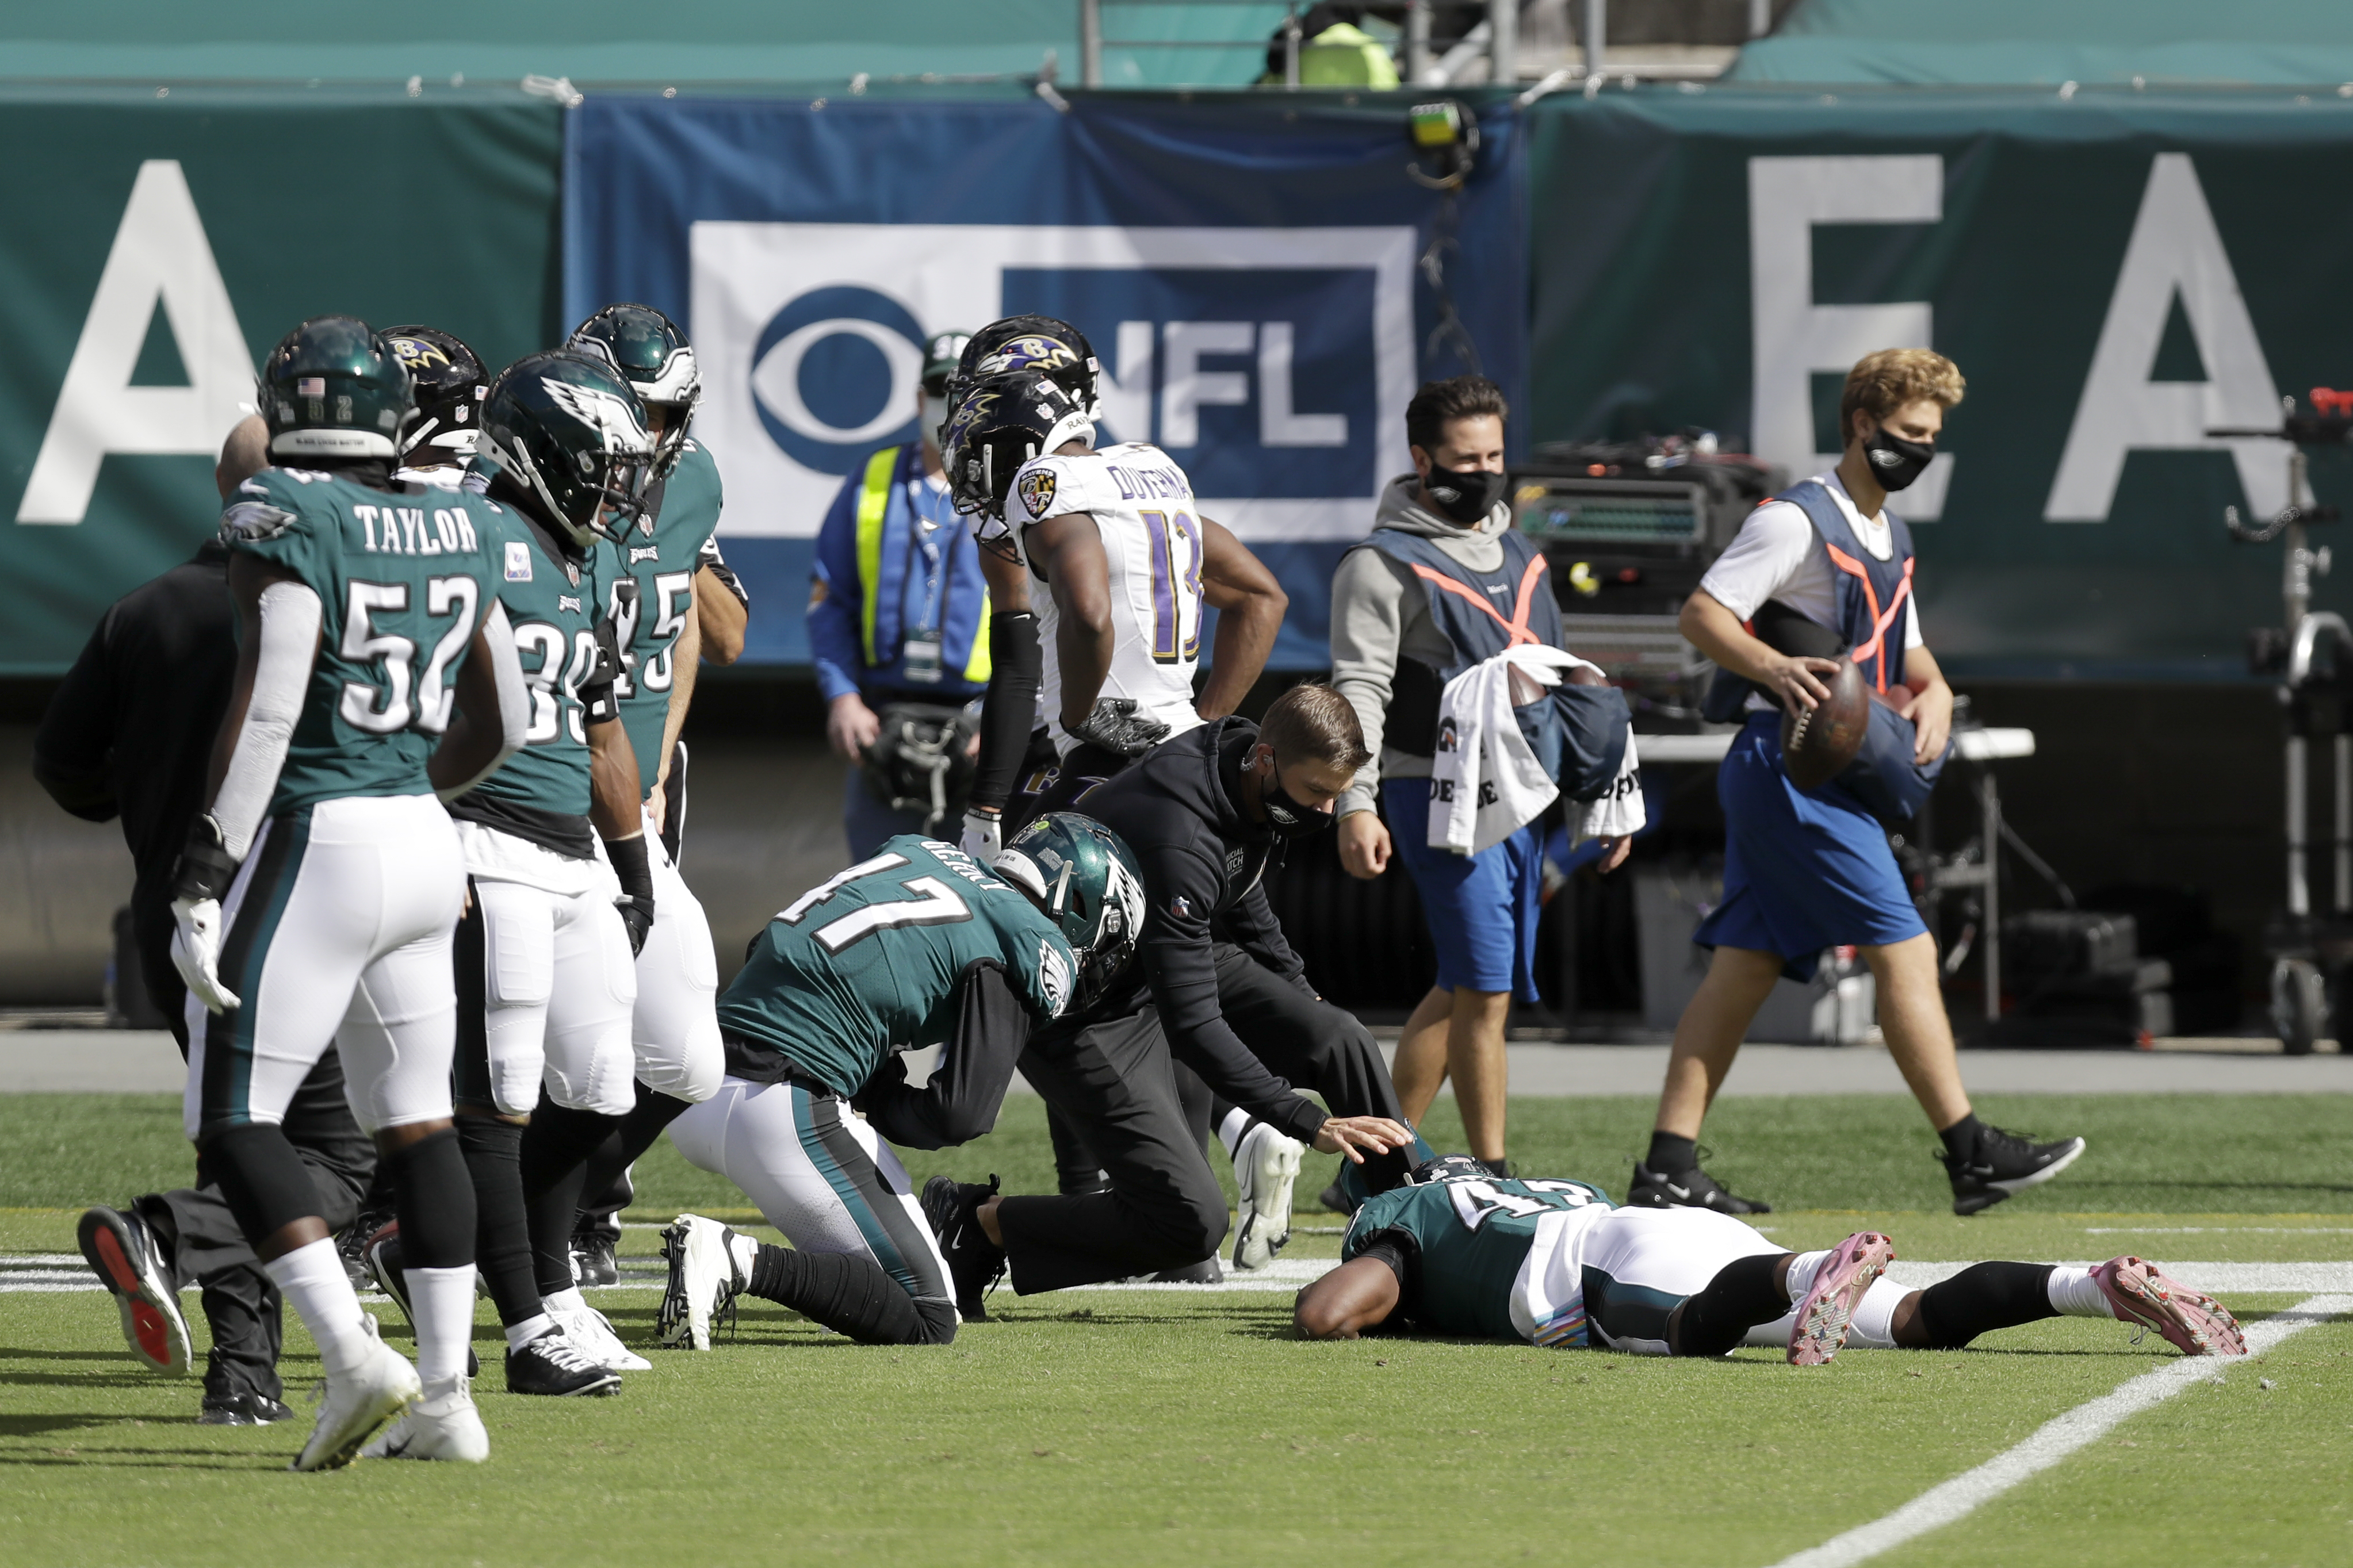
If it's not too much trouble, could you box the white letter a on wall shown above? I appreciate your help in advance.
[2045,154,2282,523]
[17,161,252,525]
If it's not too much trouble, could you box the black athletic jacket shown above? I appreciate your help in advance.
[1078,718,1327,1145]
[34,541,238,915]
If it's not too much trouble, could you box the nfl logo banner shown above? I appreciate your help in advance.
[565,98,1525,666]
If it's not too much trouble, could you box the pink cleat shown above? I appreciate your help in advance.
[2094,1256,2246,1356]
[1788,1232,1896,1366]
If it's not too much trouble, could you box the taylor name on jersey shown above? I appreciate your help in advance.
[1008,442,1207,756]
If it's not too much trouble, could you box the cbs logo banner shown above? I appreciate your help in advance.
[690,223,1418,540]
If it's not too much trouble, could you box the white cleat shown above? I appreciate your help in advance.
[290,1316,421,1473]
[546,1289,652,1371]
[1231,1122,1306,1272]
[363,1377,489,1463]
[658,1214,750,1352]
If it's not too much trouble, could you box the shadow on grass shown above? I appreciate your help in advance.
[0,1347,158,1364]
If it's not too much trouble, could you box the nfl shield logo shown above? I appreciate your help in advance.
[504,541,531,582]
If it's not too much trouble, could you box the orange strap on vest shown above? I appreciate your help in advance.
[1408,552,1549,649]
[1822,543,1914,692]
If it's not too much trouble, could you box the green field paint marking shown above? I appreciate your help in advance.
[1767,1293,2352,1568]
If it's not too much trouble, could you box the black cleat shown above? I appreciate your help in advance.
[361,1223,479,1378]
[199,1391,294,1425]
[337,1207,393,1290]
[506,1328,622,1397]
[1146,1257,1224,1285]
[920,1174,1005,1322]
[1941,1125,2086,1216]
[1627,1159,1773,1216]
[570,1231,619,1289]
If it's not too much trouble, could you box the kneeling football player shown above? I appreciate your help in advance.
[1294,1156,2245,1363]
[656,812,1142,1348]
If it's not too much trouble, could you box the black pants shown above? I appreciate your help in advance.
[1005,739,1124,838]
[133,904,374,1401]
[1197,944,1415,1190]
[1000,1008,1230,1293]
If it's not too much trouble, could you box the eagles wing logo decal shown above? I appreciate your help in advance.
[1016,468,1057,519]
[1036,940,1074,1018]
[541,376,649,453]
[220,500,296,543]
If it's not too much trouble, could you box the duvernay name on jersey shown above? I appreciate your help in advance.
[351,503,483,557]
[1100,458,1192,501]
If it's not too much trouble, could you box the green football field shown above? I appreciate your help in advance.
[2,1091,2348,1567]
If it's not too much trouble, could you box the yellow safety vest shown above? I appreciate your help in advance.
[855,444,990,682]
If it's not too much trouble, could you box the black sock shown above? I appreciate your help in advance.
[1938,1114,1985,1163]
[457,1117,542,1328]
[744,1242,952,1345]
[1915,1262,2057,1349]
[519,1101,626,1297]
[1646,1132,1699,1176]
[1477,1157,1512,1179]
[385,1128,475,1271]
[1671,1252,1788,1358]
[572,1085,694,1233]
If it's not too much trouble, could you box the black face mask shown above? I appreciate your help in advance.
[1422,463,1507,526]
[1861,426,1935,492]
[1254,751,1334,839]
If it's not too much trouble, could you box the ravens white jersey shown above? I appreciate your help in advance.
[1003,442,1207,757]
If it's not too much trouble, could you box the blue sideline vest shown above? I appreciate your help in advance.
[1356,526,1627,799]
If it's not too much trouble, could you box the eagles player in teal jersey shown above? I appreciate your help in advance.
[656,813,1143,1348]
[362,340,655,1400]
[1296,1156,2247,1362]
[167,316,530,1469]
[560,305,746,1286]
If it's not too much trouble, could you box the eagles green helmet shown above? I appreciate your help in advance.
[477,350,656,552]
[381,325,486,465]
[258,316,414,462]
[567,302,699,477]
[996,811,1147,1010]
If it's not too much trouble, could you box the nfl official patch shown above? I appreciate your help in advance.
[1168,895,1195,920]
[1016,467,1057,520]
[504,540,531,581]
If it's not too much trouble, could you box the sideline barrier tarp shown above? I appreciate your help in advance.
[564,93,1526,668]
[1525,87,2353,679]
[0,88,563,676]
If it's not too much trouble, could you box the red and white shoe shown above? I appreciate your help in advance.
[1788,1231,1896,1367]
[2094,1256,2247,1357]
[78,1205,190,1375]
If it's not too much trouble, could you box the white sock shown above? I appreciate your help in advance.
[2046,1266,2115,1318]
[1781,1249,1830,1307]
[1218,1107,1253,1160]
[406,1265,479,1385]
[504,1311,554,1353]
[265,1237,376,1380]
[1846,1278,1906,1350]
[544,1285,587,1317]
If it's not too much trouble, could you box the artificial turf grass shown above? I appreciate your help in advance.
[7,1091,2350,1218]
[0,1286,2335,1568]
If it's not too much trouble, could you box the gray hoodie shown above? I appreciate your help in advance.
[1329,474,1517,817]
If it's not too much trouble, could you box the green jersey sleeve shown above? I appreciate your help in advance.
[1344,1177,1612,1342]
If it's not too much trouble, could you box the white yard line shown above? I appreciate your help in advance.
[1765,1294,2352,1568]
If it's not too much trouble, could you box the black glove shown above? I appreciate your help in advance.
[605,833,656,958]
[1069,697,1172,759]
[849,1052,910,1119]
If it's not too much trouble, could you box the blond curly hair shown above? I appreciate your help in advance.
[1840,348,1965,444]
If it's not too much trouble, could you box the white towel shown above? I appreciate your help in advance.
[1429,645,1586,856]
[1570,726,1647,850]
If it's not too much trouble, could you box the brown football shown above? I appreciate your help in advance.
[1778,658,1870,788]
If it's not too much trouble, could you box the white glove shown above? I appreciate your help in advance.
[170,895,241,1014]
[961,809,1004,865]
